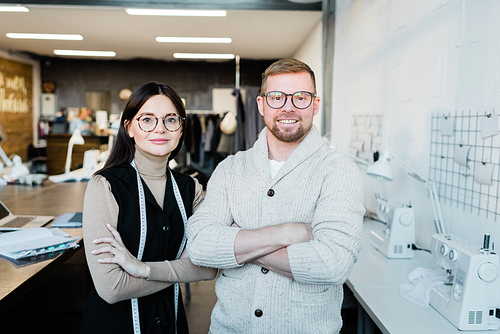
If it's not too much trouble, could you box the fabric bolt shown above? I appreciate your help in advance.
[187,125,365,334]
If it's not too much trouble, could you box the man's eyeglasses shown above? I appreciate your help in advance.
[135,114,185,132]
[261,91,316,109]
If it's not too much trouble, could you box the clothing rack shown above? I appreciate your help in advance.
[235,55,240,89]
[186,56,240,116]
[186,110,226,115]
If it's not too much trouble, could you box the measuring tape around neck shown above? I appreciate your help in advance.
[130,160,188,334]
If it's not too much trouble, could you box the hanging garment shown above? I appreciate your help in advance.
[244,87,264,150]
[231,88,246,152]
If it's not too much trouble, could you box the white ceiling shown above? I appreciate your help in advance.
[0,5,322,61]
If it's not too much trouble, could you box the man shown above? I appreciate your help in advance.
[69,107,92,134]
[187,58,365,333]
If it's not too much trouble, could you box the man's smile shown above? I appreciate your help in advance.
[278,119,298,124]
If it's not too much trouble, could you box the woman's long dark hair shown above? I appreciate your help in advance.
[98,81,187,173]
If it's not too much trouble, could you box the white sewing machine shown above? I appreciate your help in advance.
[369,198,415,259]
[430,233,500,331]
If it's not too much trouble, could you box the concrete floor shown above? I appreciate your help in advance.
[0,249,361,334]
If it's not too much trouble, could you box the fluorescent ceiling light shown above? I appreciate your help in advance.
[53,50,116,57]
[7,33,83,40]
[173,53,235,60]
[156,37,231,44]
[126,8,226,17]
[0,6,29,12]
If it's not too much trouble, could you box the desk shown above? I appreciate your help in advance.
[46,134,107,175]
[347,220,499,334]
[0,181,87,314]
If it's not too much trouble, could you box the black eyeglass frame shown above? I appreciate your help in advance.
[261,91,317,109]
[135,113,185,133]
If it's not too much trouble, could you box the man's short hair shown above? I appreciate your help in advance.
[79,107,89,116]
[261,58,317,95]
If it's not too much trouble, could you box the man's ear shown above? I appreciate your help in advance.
[257,96,264,117]
[313,96,321,116]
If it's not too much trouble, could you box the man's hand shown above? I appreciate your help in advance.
[233,222,313,266]
[277,223,313,247]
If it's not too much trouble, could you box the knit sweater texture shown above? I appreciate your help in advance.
[187,126,365,334]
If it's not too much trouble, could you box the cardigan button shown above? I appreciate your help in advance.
[155,316,160,324]
[261,267,269,274]
[254,309,263,317]
[163,226,170,232]
[267,189,275,197]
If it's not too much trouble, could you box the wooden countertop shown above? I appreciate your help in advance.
[0,181,88,313]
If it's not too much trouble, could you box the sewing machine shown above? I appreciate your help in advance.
[369,198,415,259]
[430,234,500,330]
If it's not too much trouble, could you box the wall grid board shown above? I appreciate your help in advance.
[349,114,382,163]
[430,111,500,221]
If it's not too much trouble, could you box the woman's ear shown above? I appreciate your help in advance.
[124,120,133,138]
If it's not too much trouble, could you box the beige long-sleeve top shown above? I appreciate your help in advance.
[83,147,216,304]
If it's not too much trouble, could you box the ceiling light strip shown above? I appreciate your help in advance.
[7,33,83,40]
[53,50,116,57]
[173,53,235,60]
[156,37,231,44]
[126,8,226,17]
[0,6,29,12]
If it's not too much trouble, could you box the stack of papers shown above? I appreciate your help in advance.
[0,227,80,260]
[51,212,82,228]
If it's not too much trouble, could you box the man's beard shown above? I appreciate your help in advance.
[268,119,312,143]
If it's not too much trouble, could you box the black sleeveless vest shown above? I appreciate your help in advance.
[81,163,195,334]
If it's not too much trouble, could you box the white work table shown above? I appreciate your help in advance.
[347,219,500,334]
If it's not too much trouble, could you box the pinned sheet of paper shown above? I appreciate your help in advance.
[474,162,495,186]
[481,112,499,139]
[366,135,373,152]
[454,145,470,166]
[441,116,454,136]
[372,117,379,136]
[354,141,364,153]
[365,116,371,128]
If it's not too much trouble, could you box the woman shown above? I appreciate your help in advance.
[81,81,216,334]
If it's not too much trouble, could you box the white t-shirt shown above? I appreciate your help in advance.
[269,159,285,179]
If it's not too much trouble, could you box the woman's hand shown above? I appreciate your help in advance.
[92,223,151,279]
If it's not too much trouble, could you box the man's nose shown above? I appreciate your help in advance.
[282,96,295,110]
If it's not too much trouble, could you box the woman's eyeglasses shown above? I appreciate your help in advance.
[135,114,184,132]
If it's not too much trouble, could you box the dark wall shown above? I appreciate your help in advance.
[40,57,274,115]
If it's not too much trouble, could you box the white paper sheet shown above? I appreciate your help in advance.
[454,145,470,166]
[441,117,454,136]
[0,227,79,260]
[474,162,495,186]
[481,112,499,138]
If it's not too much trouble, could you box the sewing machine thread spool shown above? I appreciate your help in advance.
[484,234,491,251]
